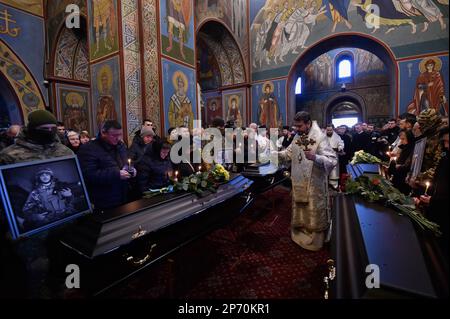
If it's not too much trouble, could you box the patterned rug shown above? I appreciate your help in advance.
[102,186,330,299]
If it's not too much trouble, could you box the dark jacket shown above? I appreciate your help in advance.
[351,131,371,156]
[136,146,173,194]
[128,134,153,164]
[391,142,414,195]
[427,151,449,257]
[77,139,130,210]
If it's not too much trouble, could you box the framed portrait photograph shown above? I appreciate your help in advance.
[0,156,92,239]
[409,137,427,181]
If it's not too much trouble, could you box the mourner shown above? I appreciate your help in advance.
[77,120,135,210]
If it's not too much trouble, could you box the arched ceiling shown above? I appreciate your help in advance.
[197,22,246,90]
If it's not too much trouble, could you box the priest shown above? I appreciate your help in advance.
[278,112,337,251]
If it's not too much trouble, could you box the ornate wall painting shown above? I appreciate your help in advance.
[222,88,247,128]
[195,0,249,68]
[121,0,143,142]
[88,0,120,62]
[142,0,161,135]
[252,79,287,128]
[399,55,449,116]
[0,0,43,16]
[47,0,87,58]
[161,58,197,132]
[0,39,45,121]
[55,83,91,133]
[160,0,195,66]
[90,56,122,135]
[249,0,449,80]
[0,3,47,103]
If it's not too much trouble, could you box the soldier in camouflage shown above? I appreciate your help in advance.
[0,110,73,165]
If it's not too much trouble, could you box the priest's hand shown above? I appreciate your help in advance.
[304,150,316,161]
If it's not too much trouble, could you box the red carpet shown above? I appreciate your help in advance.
[103,186,330,299]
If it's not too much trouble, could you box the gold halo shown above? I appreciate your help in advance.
[419,57,442,73]
[228,94,240,108]
[262,81,274,94]
[172,71,188,92]
[97,65,113,91]
[65,92,84,107]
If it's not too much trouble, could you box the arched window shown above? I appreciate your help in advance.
[338,60,351,78]
[336,53,353,82]
[295,77,302,95]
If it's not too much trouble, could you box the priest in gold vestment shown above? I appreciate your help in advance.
[279,112,337,251]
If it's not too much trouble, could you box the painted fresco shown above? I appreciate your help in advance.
[0,39,45,121]
[252,79,287,128]
[250,0,449,80]
[55,84,91,133]
[197,38,222,90]
[223,88,247,127]
[0,3,47,103]
[54,27,89,82]
[195,0,249,64]
[302,48,387,92]
[204,91,223,125]
[91,56,122,134]
[399,54,449,115]
[162,58,197,132]
[142,0,162,135]
[0,0,43,16]
[160,0,195,66]
[88,0,119,61]
[122,0,143,142]
[47,0,87,57]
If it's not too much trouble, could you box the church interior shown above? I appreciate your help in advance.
[0,0,448,302]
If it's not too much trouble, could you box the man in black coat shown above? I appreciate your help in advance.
[351,123,371,156]
[77,120,135,210]
[337,125,352,175]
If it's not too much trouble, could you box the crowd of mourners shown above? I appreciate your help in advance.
[0,107,448,255]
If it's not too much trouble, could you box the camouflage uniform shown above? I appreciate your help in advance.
[0,129,73,165]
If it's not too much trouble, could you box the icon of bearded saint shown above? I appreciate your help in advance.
[63,92,89,132]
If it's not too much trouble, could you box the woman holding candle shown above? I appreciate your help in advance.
[391,130,415,195]
[136,141,173,194]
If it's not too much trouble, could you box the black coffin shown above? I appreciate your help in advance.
[54,174,253,295]
[241,163,288,194]
[331,194,448,299]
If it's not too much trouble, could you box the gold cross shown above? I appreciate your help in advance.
[295,134,316,151]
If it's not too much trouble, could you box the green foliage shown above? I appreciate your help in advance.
[174,164,230,196]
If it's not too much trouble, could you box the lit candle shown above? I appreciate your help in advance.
[174,171,179,182]
[198,165,202,172]
[128,159,131,166]
[425,181,430,196]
